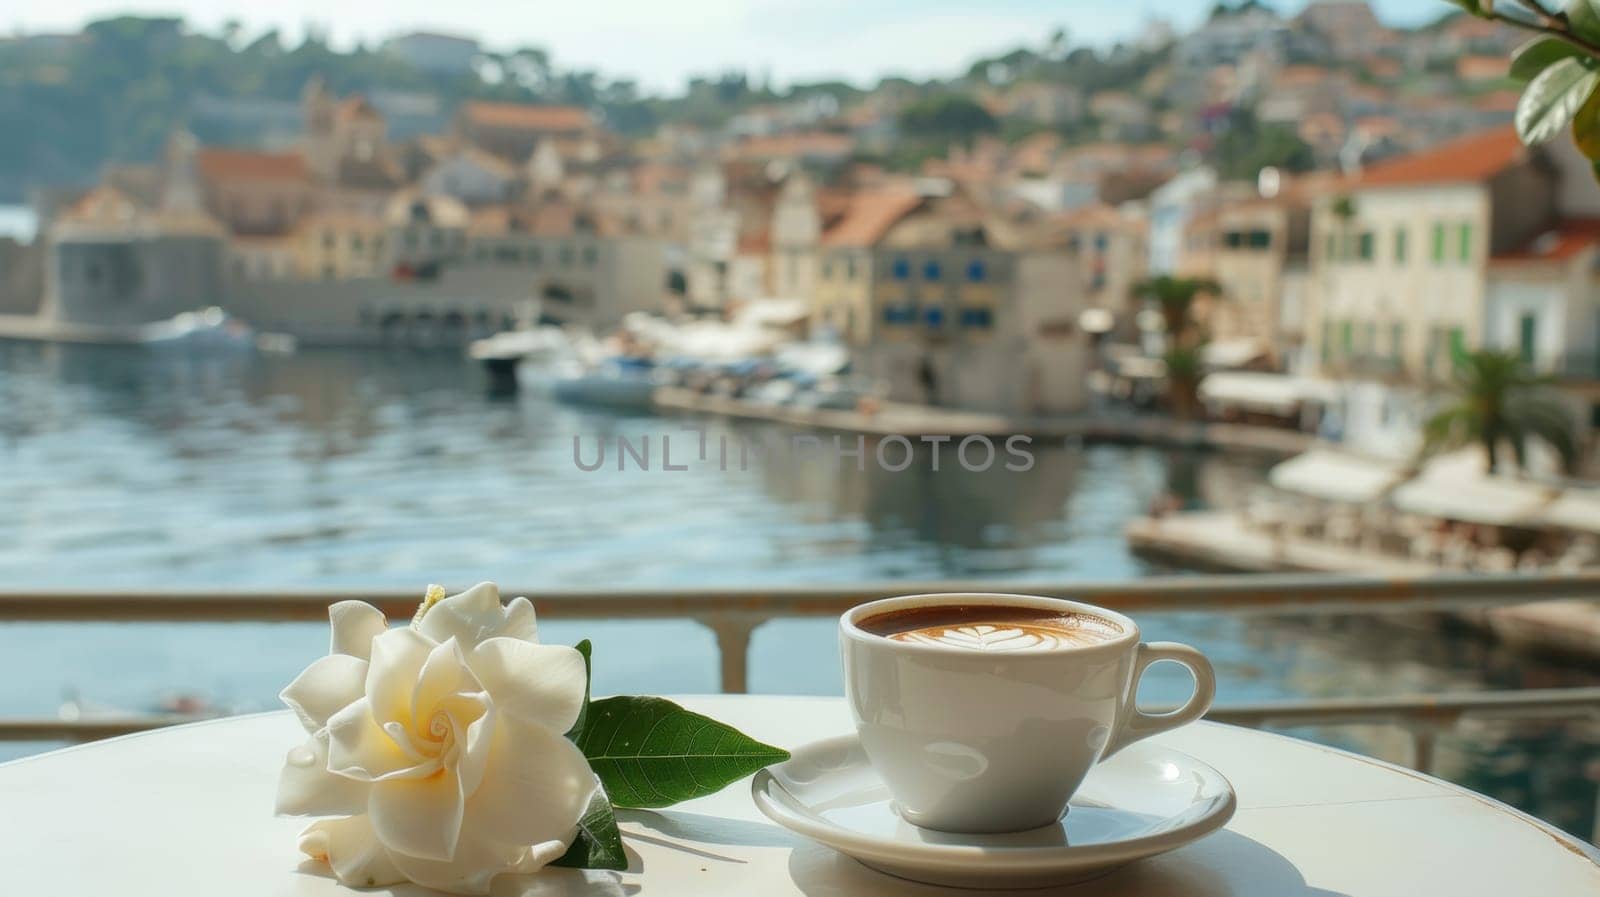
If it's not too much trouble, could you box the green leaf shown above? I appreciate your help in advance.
[564,639,592,742]
[575,696,790,809]
[1571,0,1600,45]
[1517,58,1600,144]
[1510,38,1587,84]
[550,787,627,871]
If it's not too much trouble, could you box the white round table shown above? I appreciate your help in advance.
[7,695,1598,895]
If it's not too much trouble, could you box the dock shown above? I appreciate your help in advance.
[1128,511,1600,661]
[652,387,1315,454]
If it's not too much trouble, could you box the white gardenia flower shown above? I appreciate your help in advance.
[277,583,595,894]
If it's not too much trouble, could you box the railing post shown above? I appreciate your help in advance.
[1410,729,1437,774]
[700,615,758,694]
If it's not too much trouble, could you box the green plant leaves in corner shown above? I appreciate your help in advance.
[564,639,593,742]
[551,786,627,871]
[1511,38,1586,84]
[1518,57,1600,145]
[575,695,791,809]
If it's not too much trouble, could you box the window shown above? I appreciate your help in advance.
[352,235,365,252]
[1390,323,1405,360]
[1340,320,1353,356]
[959,307,994,328]
[1066,234,1082,252]
[1519,313,1538,365]
[1248,230,1271,249]
[1457,223,1473,262]
[966,260,986,282]
[1431,223,1446,263]
[1394,228,1407,264]
[821,261,834,281]
[322,264,335,280]
[323,230,337,250]
[882,304,916,325]
[559,245,574,267]
[1361,322,1377,355]
[582,246,599,267]
[1357,232,1375,261]
[923,260,942,281]
[923,306,945,328]
[526,246,542,265]
[1094,232,1109,251]
[891,258,911,280]
[1321,320,1334,363]
[845,257,858,280]
[1449,327,1466,364]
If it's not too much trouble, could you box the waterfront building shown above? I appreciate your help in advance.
[38,187,225,330]
[418,146,519,207]
[1050,202,1148,316]
[1306,125,1600,383]
[1208,177,1325,367]
[819,180,1090,414]
[292,212,388,281]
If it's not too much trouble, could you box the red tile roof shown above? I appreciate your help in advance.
[1357,126,1527,188]
[821,191,923,248]
[460,101,591,133]
[1492,219,1600,264]
[196,148,309,183]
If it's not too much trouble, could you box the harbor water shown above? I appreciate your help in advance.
[0,341,1596,837]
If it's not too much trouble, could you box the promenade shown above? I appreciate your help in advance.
[652,387,1315,454]
[1128,511,1600,660]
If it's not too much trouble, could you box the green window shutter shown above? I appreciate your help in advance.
[1449,327,1466,363]
[1431,223,1446,263]
[1457,223,1473,263]
[1390,323,1404,361]
[1394,228,1407,263]
[1340,320,1354,356]
[1359,232,1374,261]
[1519,314,1537,365]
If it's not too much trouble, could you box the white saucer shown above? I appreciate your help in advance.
[752,733,1236,889]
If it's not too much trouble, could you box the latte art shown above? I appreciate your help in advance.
[857,603,1123,652]
[889,623,1093,652]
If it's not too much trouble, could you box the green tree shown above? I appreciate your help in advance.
[897,94,998,140]
[1134,276,1220,419]
[1421,350,1577,474]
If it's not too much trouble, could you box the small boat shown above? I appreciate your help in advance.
[551,357,662,411]
[137,307,294,353]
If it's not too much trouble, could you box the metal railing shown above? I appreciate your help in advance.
[3,572,1599,839]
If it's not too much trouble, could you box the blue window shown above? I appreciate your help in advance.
[959,308,994,328]
[1094,232,1109,251]
[891,258,911,280]
[923,307,945,328]
[966,260,986,282]
[882,305,916,325]
[923,260,942,281]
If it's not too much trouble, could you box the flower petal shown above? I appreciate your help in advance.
[328,601,388,660]
[469,638,586,733]
[385,807,554,895]
[369,767,465,862]
[276,731,369,817]
[417,582,526,648]
[280,653,368,733]
[366,627,433,728]
[500,596,539,642]
[326,697,436,782]
[452,700,495,800]
[298,815,406,888]
[466,714,596,848]
[413,637,479,727]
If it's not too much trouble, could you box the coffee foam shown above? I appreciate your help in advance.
[882,615,1121,653]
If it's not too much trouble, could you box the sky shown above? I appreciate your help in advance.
[6,1,1447,93]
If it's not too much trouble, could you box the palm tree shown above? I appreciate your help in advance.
[1133,276,1219,419]
[1421,350,1578,475]
[1133,276,1219,341]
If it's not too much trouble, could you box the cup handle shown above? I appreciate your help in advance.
[1102,641,1216,758]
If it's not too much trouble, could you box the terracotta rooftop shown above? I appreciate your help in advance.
[821,191,924,248]
[460,101,591,133]
[732,132,854,161]
[1492,219,1600,265]
[1356,126,1526,189]
[196,148,309,183]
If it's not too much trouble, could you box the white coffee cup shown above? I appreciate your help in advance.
[840,592,1216,834]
